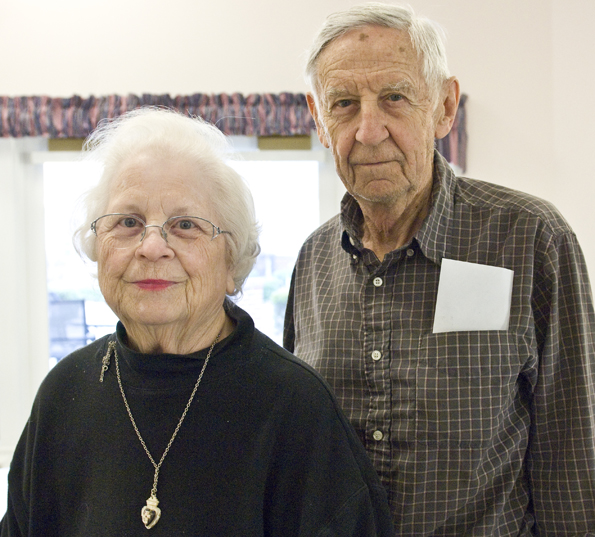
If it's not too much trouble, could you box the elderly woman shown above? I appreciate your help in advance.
[1,108,393,536]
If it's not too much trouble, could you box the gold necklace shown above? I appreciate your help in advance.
[102,333,220,529]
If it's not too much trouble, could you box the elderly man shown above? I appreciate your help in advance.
[284,2,595,535]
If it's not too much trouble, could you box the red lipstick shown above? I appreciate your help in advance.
[135,280,176,290]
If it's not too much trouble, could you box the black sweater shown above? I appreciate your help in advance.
[1,306,393,536]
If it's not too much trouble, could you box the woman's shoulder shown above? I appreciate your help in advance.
[242,328,340,402]
[38,335,112,396]
[227,306,331,388]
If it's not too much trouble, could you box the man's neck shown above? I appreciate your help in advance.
[359,182,433,262]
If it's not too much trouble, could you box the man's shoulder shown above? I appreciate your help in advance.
[293,214,344,266]
[453,176,572,235]
[302,214,343,250]
[303,213,343,244]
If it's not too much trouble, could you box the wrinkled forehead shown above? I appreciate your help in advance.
[315,26,425,94]
[105,152,217,218]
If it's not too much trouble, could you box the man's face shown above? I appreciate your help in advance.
[310,25,443,208]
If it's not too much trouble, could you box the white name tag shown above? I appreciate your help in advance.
[433,258,514,333]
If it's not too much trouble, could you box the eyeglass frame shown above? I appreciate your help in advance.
[90,213,232,248]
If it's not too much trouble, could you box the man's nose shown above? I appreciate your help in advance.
[355,100,389,146]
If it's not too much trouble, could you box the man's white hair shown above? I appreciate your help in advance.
[73,107,260,296]
[305,2,450,99]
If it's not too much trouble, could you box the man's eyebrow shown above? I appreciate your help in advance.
[323,81,417,100]
[324,88,353,101]
[320,88,355,111]
[383,81,417,95]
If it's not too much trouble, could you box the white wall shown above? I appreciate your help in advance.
[0,0,594,459]
[1,0,593,269]
[0,138,49,466]
[551,0,595,272]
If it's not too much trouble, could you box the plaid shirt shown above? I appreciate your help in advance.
[284,151,595,536]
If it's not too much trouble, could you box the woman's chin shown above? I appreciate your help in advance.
[117,304,185,331]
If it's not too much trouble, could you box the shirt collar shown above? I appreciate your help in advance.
[416,150,455,265]
[340,149,456,265]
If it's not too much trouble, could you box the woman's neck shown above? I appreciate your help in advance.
[123,311,234,355]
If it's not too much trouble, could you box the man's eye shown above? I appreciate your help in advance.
[336,99,353,108]
[387,94,403,102]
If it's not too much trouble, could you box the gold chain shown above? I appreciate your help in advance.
[112,332,220,499]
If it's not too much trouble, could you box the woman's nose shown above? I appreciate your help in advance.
[135,226,174,260]
[142,224,168,243]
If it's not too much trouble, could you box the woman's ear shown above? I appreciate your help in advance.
[226,270,236,296]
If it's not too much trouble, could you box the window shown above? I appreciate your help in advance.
[43,152,322,366]
[44,162,114,367]
[229,160,318,342]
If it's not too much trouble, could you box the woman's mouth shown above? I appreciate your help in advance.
[134,279,177,290]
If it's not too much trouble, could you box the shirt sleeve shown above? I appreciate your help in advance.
[282,265,297,353]
[530,230,595,535]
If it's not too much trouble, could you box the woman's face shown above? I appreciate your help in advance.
[96,152,235,340]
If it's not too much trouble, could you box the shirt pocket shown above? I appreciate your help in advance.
[416,330,521,445]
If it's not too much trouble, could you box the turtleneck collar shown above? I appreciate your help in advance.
[109,304,255,388]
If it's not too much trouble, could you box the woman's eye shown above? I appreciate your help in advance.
[170,218,205,235]
[122,217,140,228]
[178,220,194,230]
[387,94,403,102]
[337,99,352,108]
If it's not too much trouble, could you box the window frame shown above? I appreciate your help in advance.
[0,134,344,466]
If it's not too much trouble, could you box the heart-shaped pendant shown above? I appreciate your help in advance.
[141,496,161,529]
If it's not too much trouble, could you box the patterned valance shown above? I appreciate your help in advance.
[0,92,467,171]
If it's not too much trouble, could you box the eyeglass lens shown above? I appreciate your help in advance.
[93,215,218,249]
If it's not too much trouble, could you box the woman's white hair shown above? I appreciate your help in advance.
[305,2,450,99]
[73,107,260,296]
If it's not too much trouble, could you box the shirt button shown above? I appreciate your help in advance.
[373,277,383,287]
[352,254,358,260]
[349,235,355,246]
[373,430,384,441]
[406,248,415,257]
[371,350,382,361]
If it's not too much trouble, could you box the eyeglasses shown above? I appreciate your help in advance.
[90,213,231,250]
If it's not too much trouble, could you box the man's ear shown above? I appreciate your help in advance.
[307,93,330,148]
[434,77,461,140]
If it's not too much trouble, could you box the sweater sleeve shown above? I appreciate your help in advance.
[1,416,35,537]
[258,348,394,536]
[1,492,23,537]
